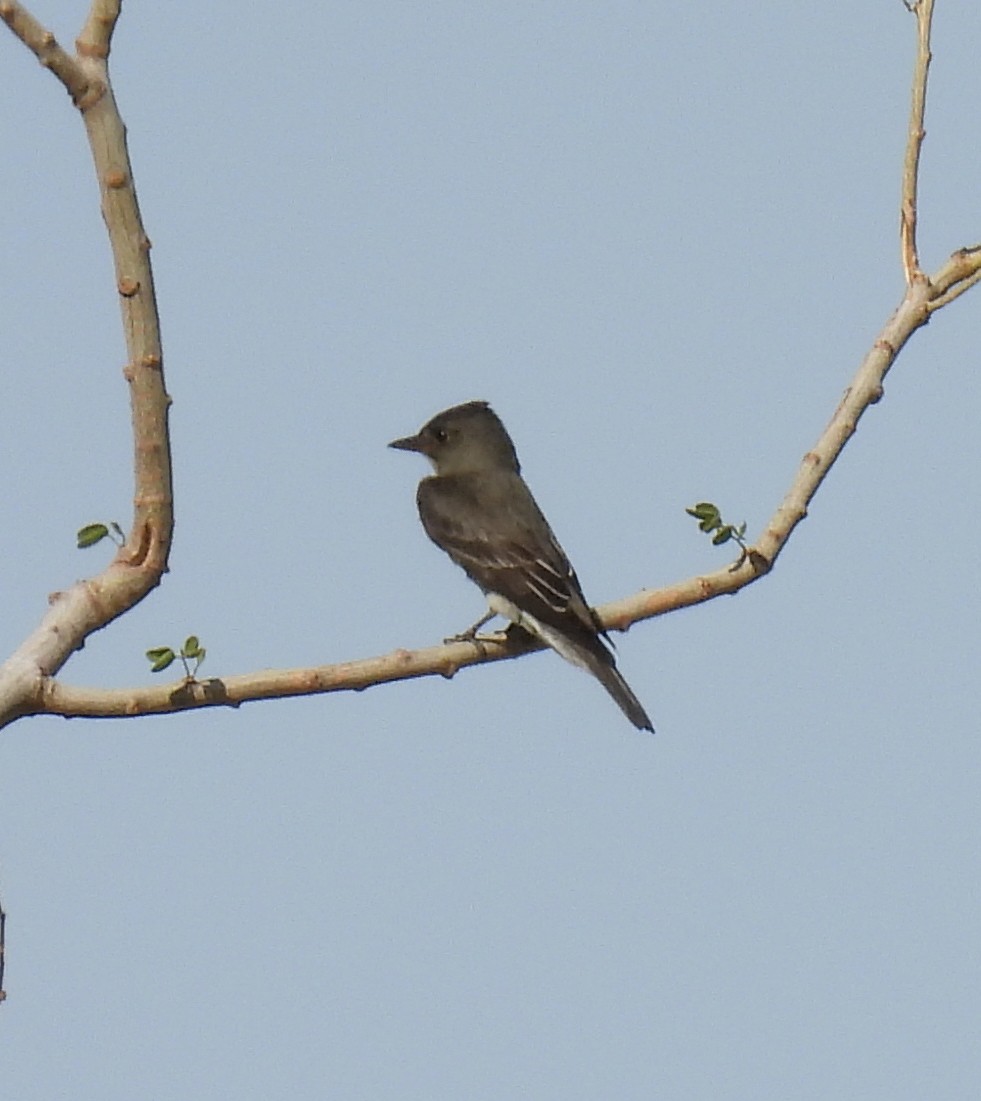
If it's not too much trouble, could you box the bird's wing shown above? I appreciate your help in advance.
[417,472,609,647]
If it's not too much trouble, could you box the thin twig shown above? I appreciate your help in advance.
[0,900,5,1003]
[77,0,119,59]
[900,0,934,283]
[0,0,90,103]
[927,246,981,311]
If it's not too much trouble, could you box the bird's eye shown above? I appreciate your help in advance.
[432,427,449,443]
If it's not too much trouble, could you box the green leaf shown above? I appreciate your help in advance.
[182,636,201,658]
[686,502,721,524]
[146,647,176,673]
[77,523,109,549]
[712,528,733,545]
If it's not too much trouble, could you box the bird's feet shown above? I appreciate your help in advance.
[444,609,498,646]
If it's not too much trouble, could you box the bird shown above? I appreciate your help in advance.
[389,400,654,732]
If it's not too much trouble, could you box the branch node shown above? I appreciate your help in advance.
[696,577,715,599]
[746,549,771,575]
[76,36,109,61]
[73,79,105,112]
[119,520,152,568]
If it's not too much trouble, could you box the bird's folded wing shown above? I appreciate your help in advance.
[417,474,609,646]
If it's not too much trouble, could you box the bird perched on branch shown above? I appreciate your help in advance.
[390,400,653,732]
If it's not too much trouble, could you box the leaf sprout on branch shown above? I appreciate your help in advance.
[146,636,207,679]
[76,521,124,549]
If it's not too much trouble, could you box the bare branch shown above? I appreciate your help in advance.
[900,0,934,283]
[35,579,738,720]
[77,0,120,60]
[0,2,173,728]
[0,898,5,1003]
[0,1,90,103]
[927,244,981,311]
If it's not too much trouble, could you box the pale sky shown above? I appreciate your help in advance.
[2,3,980,1098]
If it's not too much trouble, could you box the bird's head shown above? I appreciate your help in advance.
[389,400,520,476]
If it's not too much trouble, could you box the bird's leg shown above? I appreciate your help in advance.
[444,607,498,646]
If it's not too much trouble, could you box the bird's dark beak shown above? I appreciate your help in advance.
[389,432,428,455]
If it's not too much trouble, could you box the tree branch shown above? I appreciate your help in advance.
[77,0,119,59]
[0,0,173,729]
[900,0,934,283]
[0,0,91,104]
[0,898,6,1003]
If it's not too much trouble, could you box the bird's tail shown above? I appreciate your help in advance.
[512,611,654,733]
[549,631,654,733]
[588,657,655,733]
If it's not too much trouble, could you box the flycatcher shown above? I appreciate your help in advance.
[390,400,653,732]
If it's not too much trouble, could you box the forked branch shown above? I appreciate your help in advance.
[0,0,173,727]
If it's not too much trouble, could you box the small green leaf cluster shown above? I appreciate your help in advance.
[146,636,206,678]
[686,502,748,549]
[76,522,124,549]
